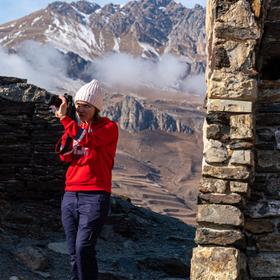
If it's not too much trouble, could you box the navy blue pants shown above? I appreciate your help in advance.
[61,191,110,280]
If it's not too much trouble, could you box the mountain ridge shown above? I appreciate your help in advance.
[0,0,206,76]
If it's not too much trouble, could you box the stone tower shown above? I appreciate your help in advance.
[190,0,280,279]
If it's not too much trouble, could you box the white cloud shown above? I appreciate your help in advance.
[87,52,206,95]
[0,41,206,95]
[0,41,70,91]
[181,74,206,95]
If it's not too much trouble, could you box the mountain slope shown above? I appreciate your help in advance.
[0,0,206,75]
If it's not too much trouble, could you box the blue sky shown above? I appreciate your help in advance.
[0,0,205,24]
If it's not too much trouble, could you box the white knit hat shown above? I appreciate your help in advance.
[74,79,103,111]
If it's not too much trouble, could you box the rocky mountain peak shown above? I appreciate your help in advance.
[102,3,121,14]
[46,1,86,24]
[140,0,172,10]
[72,1,101,14]
[48,1,101,16]
[47,1,73,14]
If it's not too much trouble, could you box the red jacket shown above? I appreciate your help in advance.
[58,116,118,193]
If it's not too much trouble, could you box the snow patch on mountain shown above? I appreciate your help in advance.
[139,42,160,58]
[45,15,102,60]
[31,16,43,26]
[113,37,121,52]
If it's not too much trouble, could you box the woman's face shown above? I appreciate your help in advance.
[75,101,96,122]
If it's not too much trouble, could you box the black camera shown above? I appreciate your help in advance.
[47,93,76,120]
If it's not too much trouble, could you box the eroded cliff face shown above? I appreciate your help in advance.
[104,95,194,134]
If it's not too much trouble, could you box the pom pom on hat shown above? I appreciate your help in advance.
[74,79,103,111]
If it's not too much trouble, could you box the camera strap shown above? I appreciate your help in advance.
[55,134,73,155]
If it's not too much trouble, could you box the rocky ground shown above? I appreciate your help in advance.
[0,197,195,280]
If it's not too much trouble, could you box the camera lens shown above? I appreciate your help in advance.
[47,95,62,108]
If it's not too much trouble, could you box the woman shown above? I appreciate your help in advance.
[54,79,118,280]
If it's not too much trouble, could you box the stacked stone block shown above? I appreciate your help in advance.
[245,1,280,274]
[246,81,280,278]
[190,0,265,278]
[0,76,70,235]
[0,77,66,218]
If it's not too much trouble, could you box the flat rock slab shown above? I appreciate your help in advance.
[197,204,244,226]
[191,246,245,280]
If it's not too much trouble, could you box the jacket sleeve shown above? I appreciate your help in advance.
[60,116,118,148]
[55,131,74,162]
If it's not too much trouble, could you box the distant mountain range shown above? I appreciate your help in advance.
[0,0,206,77]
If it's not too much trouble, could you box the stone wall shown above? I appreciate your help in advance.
[190,0,279,279]
[246,0,280,277]
[0,77,66,234]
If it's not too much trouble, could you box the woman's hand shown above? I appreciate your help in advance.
[55,95,67,120]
